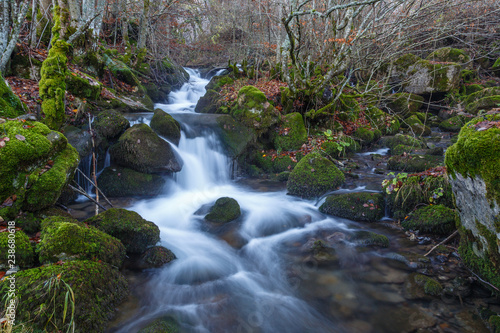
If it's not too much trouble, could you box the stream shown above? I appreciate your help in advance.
[102,69,493,333]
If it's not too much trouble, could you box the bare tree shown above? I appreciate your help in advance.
[0,0,30,72]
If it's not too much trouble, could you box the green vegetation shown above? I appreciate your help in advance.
[150,108,181,145]
[98,166,166,197]
[273,112,308,151]
[319,192,384,222]
[401,204,457,235]
[0,71,27,118]
[205,197,241,223]
[0,230,35,268]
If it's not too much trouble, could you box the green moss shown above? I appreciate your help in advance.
[466,95,500,114]
[286,152,345,199]
[445,116,500,205]
[489,315,500,333]
[403,115,431,136]
[39,220,126,266]
[231,86,278,135]
[386,173,454,220]
[439,115,467,132]
[0,230,34,268]
[380,134,424,153]
[65,72,102,100]
[401,204,457,235]
[353,127,375,145]
[319,192,385,222]
[97,166,166,197]
[387,154,442,172]
[93,109,130,139]
[411,59,462,92]
[138,316,179,333]
[216,115,257,158]
[273,112,307,151]
[140,246,176,268]
[391,144,416,155]
[460,69,477,83]
[0,260,128,332]
[405,273,443,299]
[492,58,500,70]
[351,230,389,248]
[365,107,399,135]
[464,84,484,95]
[0,72,27,118]
[385,93,424,117]
[85,208,160,254]
[205,197,241,223]
[464,87,500,105]
[394,54,422,72]
[427,47,470,65]
[150,109,181,145]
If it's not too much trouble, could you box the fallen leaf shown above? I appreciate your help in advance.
[15,134,26,141]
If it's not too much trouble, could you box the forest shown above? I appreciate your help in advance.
[1,0,500,332]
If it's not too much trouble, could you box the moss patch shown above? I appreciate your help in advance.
[138,316,179,333]
[139,246,176,269]
[150,108,181,145]
[85,208,160,254]
[320,192,384,222]
[351,230,389,248]
[93,109,130,140]
[97,166,166,197]
[0,230,34,269]
[273,112,307,151]
[401,204,457,235]
[0,72,27,118]
[385,93,424,117]
[286,152,345,199]
[439,115,468,132]
[387,154,443,172]
[205,197,241,223]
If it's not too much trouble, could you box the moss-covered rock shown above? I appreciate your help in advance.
[230,86,279,135]
[319,192,384,222]
[0,121,79,219]
[403,115,431,136]
[0,229,34,269]
[6,48,43,80]
[384,93,424,117]
[150,108,181,145]
[445,114,500,290]
[205,197,241,223]
[351,230,389,248]
[404,273,443,300]
[138,316,180,333]
[139,246,176,269]
[0,72,27,118]
[387,154,442,172]
[439,115,468,132]
[0,260,128,332]
[273,112,308,151]
[38,219,126,266]
[110,124,182,174]
[464,84,484,96]
[380,133,425,154]
[492,57,500,76]
[365,107,400,135]
[215,115,257,158]
[93,109,130,140]
[159,56,189,89]
[253,153,299,174]
[97,166,166,197]
[66,71,102,100]
[401,204,457,235]
[353,126,376,145]
[426,48,470,66]
[85,208,160,254]
[286,152,345,199]
[466,95,500,114]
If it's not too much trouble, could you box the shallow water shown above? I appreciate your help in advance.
[104,69,493,333]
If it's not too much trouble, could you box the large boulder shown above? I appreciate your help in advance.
[319,192,385,222]
[0,260,128,332]
[97,166,166,197]
[426,48,470,66]
[205,197,241,223]
[445,113,500,290]
[0,121,79,220]
[110,124,182,174]
[150,108,181,145]
[38,219,126,267]
[287,152,345,199]
[392,54,462,94]
[85,208,160,254]
[195,75,234,114]
[273,112,308,151]
[215,115,257,158]
[401,204,457,235]
[93,109,130,141]
[384,93,424,117]
[0,74,27,118]
[380,134,425,155]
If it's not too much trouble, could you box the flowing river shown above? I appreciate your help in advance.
[107,69,489,333]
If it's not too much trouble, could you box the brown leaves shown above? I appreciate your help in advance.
[474,120,500,131]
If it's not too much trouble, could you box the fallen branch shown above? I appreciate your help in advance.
[75,168,113,208]
[424,230,459,257]
[68,183,107,211]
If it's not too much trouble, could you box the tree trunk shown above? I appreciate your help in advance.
[137,0,150,49]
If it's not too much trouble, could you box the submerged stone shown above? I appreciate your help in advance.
[139,246,176,269]
[205,197,241,223]
[319,192,384,222]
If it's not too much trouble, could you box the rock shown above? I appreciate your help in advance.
[85,208,160,254]
[366,106,400,135]
[215,115,257,158]
[0,121,80,220]
[403,273,443,300]
[319,192,384,222]
[230,85,279,136]
[385,172,454,220]
[66,71,102,100]
[253,153,300,174]
[439,115,468,132]
[384,93,424,117]
[273,112,308,151]
[110,124,182,174]
[402,204,457,235]
[392,54,462,94]
[403,115,431,136]
[0,72,28,118]
[195,76,234,114]
[464,86,500,114]
[371,305,436,332]
[159,56,190,89]
[380,134,425,154]
[97,167,166,197]
[353,126,377,146]
[138,246,176,269]
[38,218,126,267]
[5,47,43,80]
[0,260,128,332]
[0,230,35,269]
[150,108,181,145]
[492,57,500,76]
[387,154,443,172]
[93,109,130,140]
[351,230,390,248]
[426,47,470,66]
[286,152,345,199]
[205,197,241,223]
[138,316,180,333]
[445,113,500,290]
[62,125,93,157]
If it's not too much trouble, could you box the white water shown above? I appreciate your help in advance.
[115,69,350,333]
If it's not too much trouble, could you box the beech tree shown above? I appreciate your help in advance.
[0,0,30,72]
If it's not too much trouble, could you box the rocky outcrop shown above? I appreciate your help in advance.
[150,108,181,145]
[445,113,500,289]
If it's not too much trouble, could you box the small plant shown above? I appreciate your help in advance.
[321,131,352,158]
[382,172,408,194]
[429,187,444,203]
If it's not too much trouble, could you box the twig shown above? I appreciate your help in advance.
[68,184,107,211]
[88,115,99,216]
[75,168,113,208]
[424,230,459,257]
